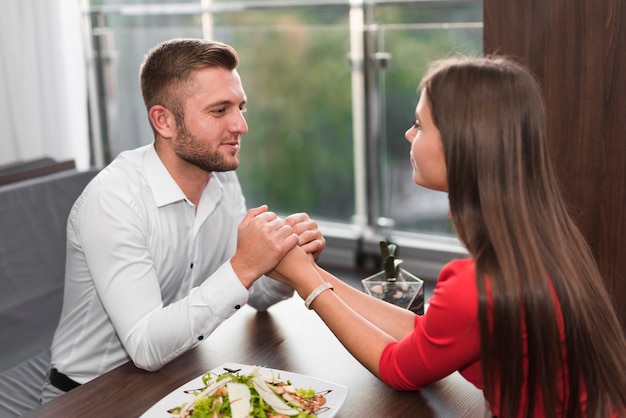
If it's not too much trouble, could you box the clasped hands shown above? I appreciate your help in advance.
[230,205,325,289]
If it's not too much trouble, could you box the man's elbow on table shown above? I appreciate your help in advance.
[123,324,196,372]
[127,346,190,373]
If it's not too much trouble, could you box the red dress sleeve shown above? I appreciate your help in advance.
[379,258,483,390]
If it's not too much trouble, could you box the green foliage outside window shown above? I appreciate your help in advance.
[221,4,482,230]
[88,1,482,233]
[223,10,355,220]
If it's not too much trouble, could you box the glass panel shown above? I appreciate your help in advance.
[214,7,355,222]
[89,11,204,158]
[89,2,355,223]
[87,0,483,236]
[374,2,483,236]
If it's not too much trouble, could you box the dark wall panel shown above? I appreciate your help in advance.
[483,0,626,329]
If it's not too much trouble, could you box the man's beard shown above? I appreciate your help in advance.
[174,123,240,173]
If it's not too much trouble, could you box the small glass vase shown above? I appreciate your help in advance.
[361,268,424,314]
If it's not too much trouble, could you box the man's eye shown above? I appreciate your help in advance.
[240,105,247,113]
[413,120,422,131]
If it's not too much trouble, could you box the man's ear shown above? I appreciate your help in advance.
[148,105,176,138]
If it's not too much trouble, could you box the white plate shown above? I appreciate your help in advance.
[140,362,349,417]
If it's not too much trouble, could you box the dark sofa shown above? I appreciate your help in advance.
[0,168,98,417]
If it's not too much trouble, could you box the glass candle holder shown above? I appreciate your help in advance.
[361,268,424,315]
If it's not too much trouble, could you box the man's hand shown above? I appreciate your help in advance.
[285,212,326,260]
[231,205,299,288]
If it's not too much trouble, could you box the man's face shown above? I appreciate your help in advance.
[173,67,248,172]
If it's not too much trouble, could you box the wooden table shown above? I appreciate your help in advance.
[26,296,488,418]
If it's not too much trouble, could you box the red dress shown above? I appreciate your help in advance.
[379,258,484,391]
[378,258,579,417]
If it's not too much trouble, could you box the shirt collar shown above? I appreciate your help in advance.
[144,144,188,208]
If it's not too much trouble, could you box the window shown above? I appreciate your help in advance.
[86,0,479,277]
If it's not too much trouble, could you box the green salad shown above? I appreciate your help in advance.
[168,367,329,418]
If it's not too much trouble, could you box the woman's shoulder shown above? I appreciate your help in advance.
[420,257,480,356]
[440,257,475,281]
[429,257,478,312]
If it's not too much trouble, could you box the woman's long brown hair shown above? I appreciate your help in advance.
[420,56,626,417]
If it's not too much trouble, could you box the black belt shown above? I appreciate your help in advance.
[49,368,81,392]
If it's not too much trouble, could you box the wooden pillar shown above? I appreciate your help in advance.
[483,0,626,329]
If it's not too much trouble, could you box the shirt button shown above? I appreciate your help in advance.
[197,335,204,341]
[234,304,241,310]
[190,263,194,269]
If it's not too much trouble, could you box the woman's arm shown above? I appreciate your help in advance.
[271,247,415,377]
[312,265,416,340]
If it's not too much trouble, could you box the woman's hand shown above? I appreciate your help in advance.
[268,246,323,299]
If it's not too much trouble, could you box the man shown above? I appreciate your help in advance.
[41,38,325,401]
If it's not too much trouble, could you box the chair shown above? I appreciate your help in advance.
[0,168,98,417]
[0,157,76,186]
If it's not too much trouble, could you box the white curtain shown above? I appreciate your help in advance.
[0,0,90,170]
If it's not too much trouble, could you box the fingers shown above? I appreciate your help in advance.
[232,207,299,287]
[240,205,269,228]
[285,213,318,238]
[285,212,308,227]
[248,211,296,251]
[285,212,326,258]
[250,211,291,241]
[299,238,326,259]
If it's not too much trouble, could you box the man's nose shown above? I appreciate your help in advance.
[233,111,248,134]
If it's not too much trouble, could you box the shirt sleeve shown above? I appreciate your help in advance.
[247,277,294,312]
[379,258,482,390]
[77,187,250,372]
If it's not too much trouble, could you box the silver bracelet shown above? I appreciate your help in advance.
[304,282,334,310]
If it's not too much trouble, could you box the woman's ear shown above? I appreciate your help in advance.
[148,105,176,139]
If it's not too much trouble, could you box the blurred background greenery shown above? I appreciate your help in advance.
[87,0,482,236]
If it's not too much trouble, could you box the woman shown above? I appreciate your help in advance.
[273,55,626,417]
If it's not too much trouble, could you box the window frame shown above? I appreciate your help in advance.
[84,0,478,281]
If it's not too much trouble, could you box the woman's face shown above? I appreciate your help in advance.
[404,90,448,192]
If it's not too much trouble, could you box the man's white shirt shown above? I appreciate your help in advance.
[50,144,293,383]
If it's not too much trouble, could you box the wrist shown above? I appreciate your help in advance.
[303,282,334,310]
[230,257,259,289]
